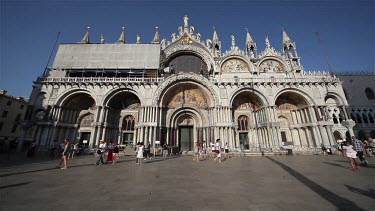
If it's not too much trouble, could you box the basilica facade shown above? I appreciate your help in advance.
[23,16,355,154]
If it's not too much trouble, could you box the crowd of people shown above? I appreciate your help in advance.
[22,134,373,171]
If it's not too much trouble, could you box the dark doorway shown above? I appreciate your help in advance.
[179,126,193,151]
[123,133,134,146]
[281,132,287,142]
[239,132,249,150]
[80,132,91,146]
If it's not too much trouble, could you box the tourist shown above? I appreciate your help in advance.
[27,142,36,157]
[70,143,78,159]
[193,142,200,162]
[200,142,207,158]
[106,143,115,164]
[336,138,344,156]
[96,140,105,165]
[224,142,230,159]
[210,141,217,158]
[57,139,70,169]
[321,143,327,155]
[367,138,375,157]
[352,136,368,166]
[137,142,144,165]
[135,142,140,163]
[162,143,169,159]
[342,141,358,171]
[113,143,120,162]
[214,149,222,163]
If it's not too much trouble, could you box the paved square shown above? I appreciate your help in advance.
[0,155,374,210]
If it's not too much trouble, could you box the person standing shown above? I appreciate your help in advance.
[193,142,200,162]
[70,143,78,159]
[96,140,105,165]
[137,142,144,165]
[224,142,230,159]
[342,141,359,171]
[57,139,70,169]
[113,143,120,162]
[162,143,169,159]
[106,143,115,164]
[352,136,368,166]
[336,138,344,156]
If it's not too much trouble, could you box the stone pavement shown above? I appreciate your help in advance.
[0,154,374,211]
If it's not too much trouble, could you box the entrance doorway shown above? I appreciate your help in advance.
[281,131,287,143]
[80,132,91,146]
[179,126,193,151]
[123,133,134,146]
[239,132,249,150]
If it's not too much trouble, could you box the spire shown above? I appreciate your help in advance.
[80,26,90,44]
[245,28,257,58]
[211,27,221,56]
[212,27,219,41]
[245,28,254,44]
[100,34,105,44]
[265,36,271,48]
[151,26,160,44]
[116,27,125,44]
[282,28,293,45]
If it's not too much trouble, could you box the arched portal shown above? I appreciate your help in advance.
[160,81,213,151]
[105,91,141,144]
[59,92,96,144]
[231,90,265,150]
[275,91,316,148]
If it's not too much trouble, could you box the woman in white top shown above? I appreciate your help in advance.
[343,141,358,171]
[224,142,230,159]
[137,142,144,165]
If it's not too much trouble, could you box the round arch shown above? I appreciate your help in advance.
[163,44,215,72]
[167,106,206,128]
[153,73,220,106]
[220,55,255,73]
[229,88,269,108]
[274,88,316,107]
[55,89,96,107]
[258,57,291,72]
[325,92,346,105]
[102,88,143,107]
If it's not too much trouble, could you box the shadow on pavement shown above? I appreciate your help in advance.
[344,185,375,199]
[323,162,351,170]
[0,182,32,189]
[266,157,365,211]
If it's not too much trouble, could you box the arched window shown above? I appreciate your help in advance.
[122,115,135,131]
[356,114,362,124]
[365,88,375,99]
[332,114,339,124]
[362,114,369,124]
[369,114,374,124]
[238,116,249,131]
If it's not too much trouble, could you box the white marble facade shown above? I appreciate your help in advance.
[22,16,356,154]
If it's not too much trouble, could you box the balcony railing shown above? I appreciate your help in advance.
[39,77,165,83]
[210,77,340,84]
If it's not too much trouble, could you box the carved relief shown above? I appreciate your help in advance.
[168,88,208,108]
[221,59,249,72]
[259,60,284,72]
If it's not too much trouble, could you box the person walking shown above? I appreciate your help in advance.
[224,142,230,159]
[193,142,200,162]
[352,136,368,166]
[57,139,70,169]
[113,143,120,162]
[137,142,144,165]
[96,140,105,165]
[106,143,115,164]
[71,143,78,159]
[162,143,169,159]
[343,141,359,171]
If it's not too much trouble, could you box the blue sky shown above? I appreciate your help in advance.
[1,0,374,97]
